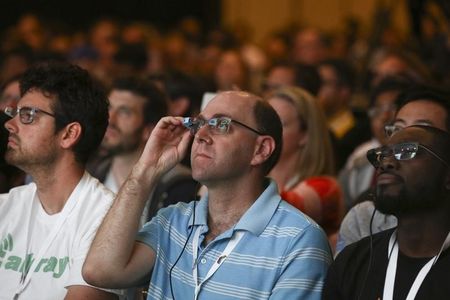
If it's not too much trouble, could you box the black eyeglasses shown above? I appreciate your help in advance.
[4,106,56,124]
[367,142,449,168]
[182,117,264,135]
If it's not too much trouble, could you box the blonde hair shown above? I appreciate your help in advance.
[271,86,335,181]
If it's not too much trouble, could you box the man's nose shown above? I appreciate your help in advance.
[379,153,397,171]
[4,115,18,133]
[194,124,212,144]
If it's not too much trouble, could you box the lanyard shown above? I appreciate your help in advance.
[383,230,450,300]
[191,226,244,300]
[13,178,81,299]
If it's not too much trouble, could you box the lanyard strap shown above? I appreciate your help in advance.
[191,226,244,300]
[14,179,82,298]
[383,230,450,300]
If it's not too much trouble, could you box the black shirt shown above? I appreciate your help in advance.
[323,228,450,300]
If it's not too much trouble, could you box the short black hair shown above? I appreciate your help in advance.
[397,85,450,132]
[253,100,283,175]
[369,75,414,107]
[20,62,109,164]
[111,76,168,125]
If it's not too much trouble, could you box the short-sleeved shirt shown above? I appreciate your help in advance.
[137,180,332,300]
[0,172,121,299]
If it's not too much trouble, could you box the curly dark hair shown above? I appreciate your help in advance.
[20,62,109,164]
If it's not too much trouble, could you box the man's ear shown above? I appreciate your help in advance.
[60,122,82,149]
[251,136,276,167]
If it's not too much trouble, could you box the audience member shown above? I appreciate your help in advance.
[88,76,197,225]
[0,74,21,111]
[318,59,371,170]
[83,91,332,299]
[336,85,450,253]
[292,28,328,66]
[214,49,249,92]
[267,87,343,247]
[338,76,412,210]
[0,74,25,193]
[262,62,322,98]
[0,62,121,298]
[367,48,432,87]
[323,125,450,299]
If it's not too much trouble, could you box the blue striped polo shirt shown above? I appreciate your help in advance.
[136,180,332,299]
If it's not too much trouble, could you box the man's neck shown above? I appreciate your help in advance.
[32,163,85,215]
[111,150,142,187]
[203,177,265,244]
[396,208,450,258]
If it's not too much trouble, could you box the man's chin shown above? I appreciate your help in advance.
[374,191,402,215]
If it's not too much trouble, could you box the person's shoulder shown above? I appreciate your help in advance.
[349,200,377,218]
[72,173,116,217]
[276,200,327,237]
[154,199,197,220]
[2,182,37,199]
[343,139,380,169]
[336,227,394,262]
[83,172,116,200]
[0,183,37,218]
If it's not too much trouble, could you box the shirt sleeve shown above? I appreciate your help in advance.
[65,217,125,297]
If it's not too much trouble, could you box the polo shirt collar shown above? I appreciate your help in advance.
[188,179,281,236]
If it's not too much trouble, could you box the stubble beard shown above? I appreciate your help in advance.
[5,145,58,173]
[375,181,446,216]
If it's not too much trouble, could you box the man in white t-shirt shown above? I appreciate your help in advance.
[0,62,120,299]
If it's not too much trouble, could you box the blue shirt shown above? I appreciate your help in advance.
[137,180,332,299]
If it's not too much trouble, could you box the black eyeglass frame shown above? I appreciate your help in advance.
[367,141,449,168]
[4,106,56,125]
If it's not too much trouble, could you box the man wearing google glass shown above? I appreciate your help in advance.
[323,125,450,299]
[83,91,332,299]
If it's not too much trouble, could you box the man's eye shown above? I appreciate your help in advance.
[217,120,229,130]
[116,107,132,116]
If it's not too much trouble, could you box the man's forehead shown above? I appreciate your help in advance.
[395,100,447,129]
[202,92,255,118]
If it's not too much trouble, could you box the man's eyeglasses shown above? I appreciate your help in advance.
[4,106,56,124]
[182,117,264,135]
[367,142,449,168]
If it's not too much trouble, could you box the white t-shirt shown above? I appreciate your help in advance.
[0,172,116,300]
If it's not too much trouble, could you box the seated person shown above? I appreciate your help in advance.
[323,125,450,299]
[267,86,343,248]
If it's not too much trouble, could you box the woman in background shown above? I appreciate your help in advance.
[267,86,343,249]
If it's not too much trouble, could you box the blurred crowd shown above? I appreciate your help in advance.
[1,9,450,249]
